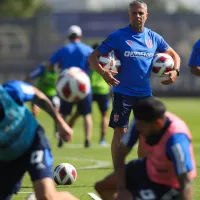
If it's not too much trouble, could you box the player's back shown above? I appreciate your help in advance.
[145,112,196,188]
[58,42,93,73]
[0,81,38,161]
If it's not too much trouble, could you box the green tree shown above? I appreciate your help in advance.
[176,3,194,13]
[0,0,51,18]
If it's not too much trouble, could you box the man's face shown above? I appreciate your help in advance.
[128,4,148,31]
[135,119,155,137]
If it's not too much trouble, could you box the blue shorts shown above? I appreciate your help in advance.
[109,93,152,128]
[60,93,92,116]
[126,158,180,200]
[0,126,53,199]
[93,94,110,113]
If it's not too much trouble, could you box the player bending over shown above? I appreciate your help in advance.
[0,80,78,200]
[95,98,196,200]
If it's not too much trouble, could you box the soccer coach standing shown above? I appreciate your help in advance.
[88,0,181,163]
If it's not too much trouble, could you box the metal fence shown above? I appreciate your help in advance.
[0,12,200,96]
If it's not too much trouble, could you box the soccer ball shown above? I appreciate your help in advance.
[99,51,121,73]
[53,163,77,185]
[152,53,174,76]
[56,67,91,102]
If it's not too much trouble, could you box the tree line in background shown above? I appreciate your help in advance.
[0,0,195,18]
[0,0,50,18]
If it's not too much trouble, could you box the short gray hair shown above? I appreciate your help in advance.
[129,0,147,9]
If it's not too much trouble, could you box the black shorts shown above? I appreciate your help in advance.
[60,93,92,116]
[126,158,180,200]
[109,93,152,128]
[93,94,110,113]
[0,127,54,199]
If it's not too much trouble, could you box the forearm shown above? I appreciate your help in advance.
[166,48,181,71]
[32,87,62,124]
[88,51,105,76]
[172,53,181,71]
[177,174,193,200]
[176,187,193,200]
[33,96,60,123]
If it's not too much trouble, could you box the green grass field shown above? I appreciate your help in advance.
[13,98,200,200]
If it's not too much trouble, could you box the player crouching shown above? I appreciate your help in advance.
[95,98,196,200]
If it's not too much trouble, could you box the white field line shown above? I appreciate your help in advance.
[55,156,112,169]
[88,192,102,200]
[63,143,110,149]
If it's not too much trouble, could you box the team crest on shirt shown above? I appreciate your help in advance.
[125,40,134,48]
[145,39,153,48]
[114,113,119,122]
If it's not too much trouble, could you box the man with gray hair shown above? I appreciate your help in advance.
[89,0,181,162]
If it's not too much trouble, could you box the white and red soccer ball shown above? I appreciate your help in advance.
[99,51,121,73]
[56,67,91,103]
[152,53,174,76]
[53,163,77,185]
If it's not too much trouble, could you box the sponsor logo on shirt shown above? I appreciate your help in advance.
[124,51,154,58]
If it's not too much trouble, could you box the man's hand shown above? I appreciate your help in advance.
[161,70,178,85]
[102,70,120,86]
[56,115,73,142]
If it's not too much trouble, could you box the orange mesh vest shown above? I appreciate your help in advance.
[140,112,196,188]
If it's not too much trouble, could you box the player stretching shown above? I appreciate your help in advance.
[95,98,196,200]
[45,25,93,148]
[68,43,111,145]
[88,0,181,163]
[0,80,78,200]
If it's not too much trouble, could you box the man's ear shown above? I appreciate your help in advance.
[155,118,163,128]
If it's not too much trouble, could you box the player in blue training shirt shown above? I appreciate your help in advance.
[0,80,79,200]
[44,25,93,148]
[95,98,196,200]
[88,0,181,163]
[188,39,200,76]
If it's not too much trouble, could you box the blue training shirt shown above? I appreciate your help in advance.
[3,80,36,104]
[188,39,200,67]
[122,122,194,176]
[98,26,169,96]
[49,41,93,74]
[0,81,38,160]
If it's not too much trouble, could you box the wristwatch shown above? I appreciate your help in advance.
[174,68,180,76]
